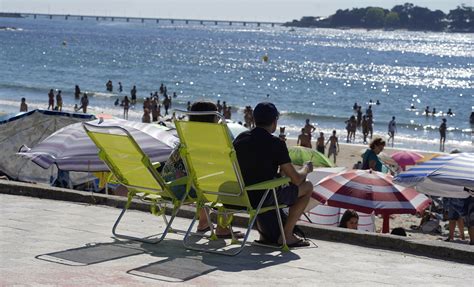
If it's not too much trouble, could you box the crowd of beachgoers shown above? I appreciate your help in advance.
[14,80,473,246]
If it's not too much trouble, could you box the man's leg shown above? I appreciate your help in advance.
[281,181,312,243]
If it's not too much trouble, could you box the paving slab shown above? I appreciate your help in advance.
[0,194,473,286]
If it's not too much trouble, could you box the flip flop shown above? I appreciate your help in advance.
[196,226,211,233]
[287,239,310,248]
[216,231,244,239]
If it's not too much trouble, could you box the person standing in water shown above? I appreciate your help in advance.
[74,85,81,99]
[56,90,63,112]
[20,98,28,112]
[80,93,89,113]
[122,96,130,120]
[47,89,55,110]
[118,82,123,93]
[439,118,447,152]
[303,119,316,139]
[130,85,137,105]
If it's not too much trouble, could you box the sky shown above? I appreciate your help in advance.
[0,0,468,22]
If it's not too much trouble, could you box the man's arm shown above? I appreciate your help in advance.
[280,162,312,186]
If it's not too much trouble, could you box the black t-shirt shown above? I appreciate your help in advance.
[233,127,291,207]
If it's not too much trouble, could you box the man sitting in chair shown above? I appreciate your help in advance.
[233,102,313,247]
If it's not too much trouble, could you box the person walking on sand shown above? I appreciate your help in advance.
[56,90,63,112]
[47,89,55,110]
[122,96,130,120]
[361,115,369,144]
[326,130,340,164]
[234,102,313,247]
[20,98,28,112]
[303,119,316,138]
[297,128,312,148]
[163,95,171,116]
[439,118,447,152]
[316,132,325,154]
[80,93,89,113]
[387,116,397,147]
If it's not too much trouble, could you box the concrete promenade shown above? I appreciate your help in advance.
[1,194,473,286]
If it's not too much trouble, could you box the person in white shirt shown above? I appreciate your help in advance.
[387,116,397,147]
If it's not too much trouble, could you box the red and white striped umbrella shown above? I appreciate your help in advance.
[313,169,431,233]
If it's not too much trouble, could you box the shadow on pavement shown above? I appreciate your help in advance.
[127,238,302,282]
[35,240,145,266]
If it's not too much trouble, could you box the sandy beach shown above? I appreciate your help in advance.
[285,137,470,242]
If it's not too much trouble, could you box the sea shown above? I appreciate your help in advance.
[1,17,473,152]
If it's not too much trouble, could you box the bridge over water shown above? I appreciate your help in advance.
[18,13,283,27]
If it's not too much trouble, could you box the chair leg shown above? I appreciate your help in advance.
[272,188,289,251]
[112,199,179,244]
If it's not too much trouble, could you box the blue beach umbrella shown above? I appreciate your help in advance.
[394,153,474,198]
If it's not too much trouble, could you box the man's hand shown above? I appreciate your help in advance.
[304,161,313,173]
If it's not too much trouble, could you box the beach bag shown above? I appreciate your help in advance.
[421,219,440,234]
[256,208,306,244]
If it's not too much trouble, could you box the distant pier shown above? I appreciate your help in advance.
[17,13,282,27]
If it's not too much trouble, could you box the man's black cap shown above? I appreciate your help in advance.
[253,102,279,125]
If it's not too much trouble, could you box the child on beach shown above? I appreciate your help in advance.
[20,98,28,112]
[339,209,359,230]
[297,128,312,148]
[439,118,447,152]
[316,132,325,154]
[326,130,340,164]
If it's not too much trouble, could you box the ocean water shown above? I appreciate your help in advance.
[0,17,473,152]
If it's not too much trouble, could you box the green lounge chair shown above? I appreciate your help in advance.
[83,123,191,244]
[175,116,291,255]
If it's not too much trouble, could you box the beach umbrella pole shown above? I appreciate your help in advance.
[382,214,390,233]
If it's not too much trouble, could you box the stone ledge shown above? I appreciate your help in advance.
[0,180,472,265]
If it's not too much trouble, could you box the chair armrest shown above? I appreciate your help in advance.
[152,162,161,169]
[166,176,188,187]
[245,177,290,191]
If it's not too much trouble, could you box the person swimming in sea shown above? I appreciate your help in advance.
[447,108,453,116]
[424,106,430,116]
[410,103,415,110]
[432,107,436,116]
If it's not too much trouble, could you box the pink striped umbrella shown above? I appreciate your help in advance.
[391,151,424,171]
[313,169,431,233]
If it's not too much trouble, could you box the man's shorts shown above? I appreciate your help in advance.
[465,196,474,227]
[261,183,299,207]
[447,198,466,220]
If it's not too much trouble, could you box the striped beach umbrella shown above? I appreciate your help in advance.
[18,118,179,172]
[394,153,474,198]
[313,169,431,233]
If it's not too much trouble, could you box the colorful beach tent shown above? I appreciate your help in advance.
[289,146,334,167]
[0,109,95,183]
[313,169,431,233]
[19,118,179,172]
[394,153,474,198]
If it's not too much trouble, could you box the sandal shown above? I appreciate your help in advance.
[287,239,310,248]
[196,226,211,233]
